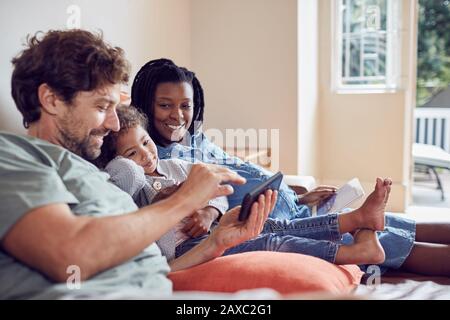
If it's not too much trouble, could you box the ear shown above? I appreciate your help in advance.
[37,83,63,116]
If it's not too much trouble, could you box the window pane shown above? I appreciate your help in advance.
[349,38,361,77]
[337,0,399,89]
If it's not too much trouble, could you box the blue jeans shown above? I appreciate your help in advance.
[176,214,341,263]
[158,136,416,272]
[176,213,416,273]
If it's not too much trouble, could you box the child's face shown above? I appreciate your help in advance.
[115,125,159,175]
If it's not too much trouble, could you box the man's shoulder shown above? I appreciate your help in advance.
[0,131,81,169]
[0,131,53,149]
[0,131,38,155]
[0,131,28,144]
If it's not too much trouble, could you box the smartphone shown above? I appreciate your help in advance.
[238,171,283,221]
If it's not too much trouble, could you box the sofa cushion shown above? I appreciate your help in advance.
[168,251,363,295]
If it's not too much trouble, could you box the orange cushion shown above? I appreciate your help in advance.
[168,251,363,295]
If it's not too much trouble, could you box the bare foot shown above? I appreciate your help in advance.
[353,229,385,264]
[334,229,385,265]
[358,177,392,231]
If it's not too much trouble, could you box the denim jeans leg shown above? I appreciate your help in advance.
[262,214,342,242]
[175,218,341,263]
[223,233,339,263]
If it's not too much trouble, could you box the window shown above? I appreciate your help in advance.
[334,0,401,92]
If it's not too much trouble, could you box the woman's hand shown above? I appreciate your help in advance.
[182,206,220,238]
[297,185,337,207]
[210,190,278,253]
[174,163,246,212]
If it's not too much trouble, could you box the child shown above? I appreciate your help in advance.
[98,105,394,269]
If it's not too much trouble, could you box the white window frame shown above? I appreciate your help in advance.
[332,0,402,93]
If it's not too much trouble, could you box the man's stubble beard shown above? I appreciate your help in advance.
[58,112,108,161]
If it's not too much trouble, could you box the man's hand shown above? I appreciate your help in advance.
[174,163,246,212]
[182,206,220,238]
[168,190,278,272]
[297,185,337,207]
[209,190,277,252]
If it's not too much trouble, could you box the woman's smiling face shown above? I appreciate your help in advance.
[153,81,194,145]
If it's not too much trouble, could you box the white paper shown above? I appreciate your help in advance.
[317,178,365,215]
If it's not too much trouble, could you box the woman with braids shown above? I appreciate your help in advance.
[129,59,319,223]
[129,58,450,276]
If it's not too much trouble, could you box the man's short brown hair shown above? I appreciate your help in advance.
[11,29,130,128]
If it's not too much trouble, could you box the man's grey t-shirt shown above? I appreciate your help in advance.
[0,132,171,299]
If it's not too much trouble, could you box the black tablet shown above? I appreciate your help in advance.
[238,171,283,221]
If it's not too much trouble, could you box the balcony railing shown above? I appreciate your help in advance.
[414,107,450,153]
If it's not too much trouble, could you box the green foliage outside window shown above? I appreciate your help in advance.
[417,0,450,106]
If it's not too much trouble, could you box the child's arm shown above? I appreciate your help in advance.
[175,159,231,236]
[181,206,220,237]
[207,196,228,217]
[104,157,147,197]
[181,195,229,237]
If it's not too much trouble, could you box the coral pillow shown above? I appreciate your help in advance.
[168,252,363,295]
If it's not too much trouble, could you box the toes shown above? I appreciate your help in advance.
[375,178,383,191]
[376,177,383,187]
[375,177,385,197]
[375,178,393,198]
[383,178,392,202]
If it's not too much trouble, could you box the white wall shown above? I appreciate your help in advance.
[190,0,298,174]
[317,0,418,212]
[0,0,191,134]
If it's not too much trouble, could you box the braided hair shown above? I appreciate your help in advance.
[131,58,204,146]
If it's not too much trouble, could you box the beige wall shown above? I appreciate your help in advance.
[0,0,418,211]
[317,0,418,212]
[298,0,320,177]
[191,0,298,174]
[0,0,191,134]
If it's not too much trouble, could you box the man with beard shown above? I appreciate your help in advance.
[0,29,273,299]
